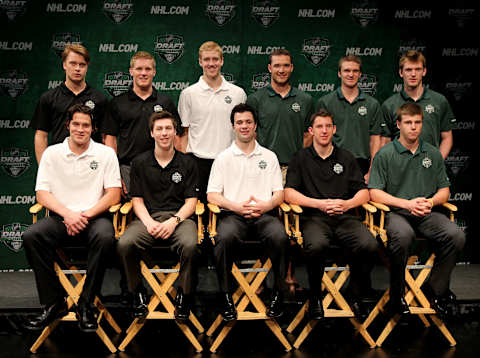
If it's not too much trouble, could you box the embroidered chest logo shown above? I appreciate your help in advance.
[171,171,182,183]
[258,160,267,169]
[85,100,95,109]
[425,104,435,114]
[224,95,232,104]
[154,104,163,112]
[358,105,367,116]
[291,102,301,112]
[333,163,343,174]
[422,157,432,168]
[90,160,99,170]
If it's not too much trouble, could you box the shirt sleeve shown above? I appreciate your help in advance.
[206,156,224,194]
[183,157,200,198]
[380,102,395,138]
[270,154,283,192]
[369,100,383,135]
[35,147,53,192]
[30,93,53,132]
[285,152,302,190]
[368,150,387,190]
[100,99,120,136]
[163,97,184,136]
[129,159,143,198]
[178,89,191,128]
[304,95,315,132]
[103,148,121,189]
[440,97,456,132]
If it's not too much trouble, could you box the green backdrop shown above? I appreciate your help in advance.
[1,0,477,270]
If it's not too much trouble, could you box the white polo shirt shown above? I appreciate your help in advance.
[35,138,121,212]
[207,141,283,203]
[178,75,247,159]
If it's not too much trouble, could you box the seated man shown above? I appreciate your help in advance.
[23,104,121,332]
[285,109,378,320]
[207,103,289,321]
[117,111,200,321]
[369,102,465,317]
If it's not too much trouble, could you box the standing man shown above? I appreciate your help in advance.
[31,44,107,163]
[285,109,378,320]
[178,41,246,202]
[369,103,465,316]
[23,104,121,332]
[102,51,182,196]
[381,50,456,159]
[207,104,289,321]
[117,111,200,321]
[317,55,382,181]
[246,48,314,180]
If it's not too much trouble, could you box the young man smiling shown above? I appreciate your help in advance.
[23,104,121,332]
[207,103,288,321]
[117,111,200,321]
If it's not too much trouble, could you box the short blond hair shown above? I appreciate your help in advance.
[130,51,156,69]
[399,50,426,70]
[62,44,90,64]
[198,41,223,59]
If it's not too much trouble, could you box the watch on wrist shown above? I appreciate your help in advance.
[173,215,182,224]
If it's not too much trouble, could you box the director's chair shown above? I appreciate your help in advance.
[205,203,293,353]
[285,203,378,349]
[117,200,205,353]
[28,202,123,354]
[363,201,458,347]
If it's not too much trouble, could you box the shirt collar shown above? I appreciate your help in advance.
[266,84,297,98]
[230,140,262,157]
[308,144,337,160]
[62,137,95,158]
[127,86,157,101]
[400,86,430,101]
[198,75,229,92]
[336,87,365,103]
[393,137,427,155]
[149,149,178,169]
[60,82,90,97]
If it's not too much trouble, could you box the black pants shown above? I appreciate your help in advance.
[385,210,466,301]
[23,215,115,306]
[302,213,378,296]
[212,212,289,293]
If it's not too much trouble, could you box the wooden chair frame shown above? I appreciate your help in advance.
[285,203,377,349]
[117,201,206,353]
[205,203,293,353]
[28,203,123,354]
[364,201,458,347]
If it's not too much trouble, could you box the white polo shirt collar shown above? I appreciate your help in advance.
[230,140,262,158]
[62,137,95,159]
[198,75,229,93]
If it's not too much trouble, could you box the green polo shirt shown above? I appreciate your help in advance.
[368,138,450,201]
[246,85,314,164]
[381,87,456,147]
[317,87,382,160]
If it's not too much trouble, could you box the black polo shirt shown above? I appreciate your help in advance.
[285,145,366,216]
[130,149,199,213]
[101,87,183,165]
[31,82,107,144]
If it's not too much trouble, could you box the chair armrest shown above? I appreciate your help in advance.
[195,201,205,216]
[196,201,205,244]
[29,203,44,214]
[442,202,457,212]
[362,203,377,214]
[109,203,122,213]
[120,201,133,215]
[368,201,390,212]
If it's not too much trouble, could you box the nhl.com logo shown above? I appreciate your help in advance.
[302,37,330,67]
[103,0,134,24]
[205,0,236,26]
[1,223,28,252]
[154,34,185,64]
[251,0,280,28]
[0,70,29,99]
[0,147,31,177]
[103,71,132,97]
[51,33,82,58]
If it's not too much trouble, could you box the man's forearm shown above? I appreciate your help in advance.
[83,187,121,218]
[34,130,48,164]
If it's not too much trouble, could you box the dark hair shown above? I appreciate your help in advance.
[268,48,292,64]
[149,111,177,132]
[66,104,94,128]
[396,102,424,121]
[61,44,90,64]
[230,103,258,125]
[399,50,426,70]
[310,109,335,126]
